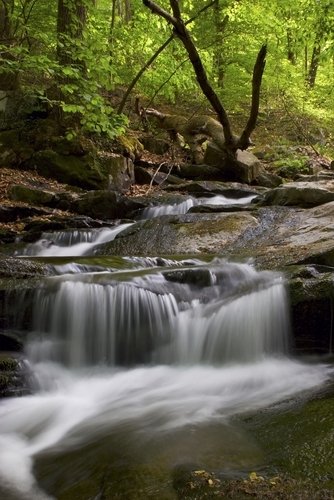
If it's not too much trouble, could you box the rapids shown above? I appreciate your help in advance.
[1,216,333,499]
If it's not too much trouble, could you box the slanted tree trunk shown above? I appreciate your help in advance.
[142,0,266,157]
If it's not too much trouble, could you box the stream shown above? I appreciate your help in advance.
[1,194,334,499]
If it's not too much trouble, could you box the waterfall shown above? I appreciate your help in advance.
[26,263,289,368]
[1,227,333,500]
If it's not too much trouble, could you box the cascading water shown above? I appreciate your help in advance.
[141,193,256,218]
[1,222,333,499]
[19,223,133,257]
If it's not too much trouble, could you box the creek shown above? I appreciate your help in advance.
[0,195,334,499]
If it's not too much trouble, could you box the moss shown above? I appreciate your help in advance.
[29,149,105,190]
[118,135,144,160]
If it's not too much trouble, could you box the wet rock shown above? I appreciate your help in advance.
[0,256,50,278]
[20,215,115,242]
[188,204,257,214]
[70,190,144,220]
[95,212,259,256]
[0,353,34,397]
[165,180,263,198]
[260,181,334,208]
[287,265,334,354]
[163,268,216,287]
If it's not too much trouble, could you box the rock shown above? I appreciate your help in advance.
[260,181,334,208]
[99,153,135,192]
[117,135,144,160]
[165,179,263,198]
[0,354,35,397]
[95,212,259,256]
[204,143,265,184]
[20,215,112,242]
[287,266,334,354]
[140,136,170,155]
[254,170,283,188]
[0,256,50,278]
[70,190,144,220]
[135,166,184,186]
[177,163,224,180]
[9,184,58,207]
[25,149,106,190]
[0,204,49,222]
[134,166,153,184]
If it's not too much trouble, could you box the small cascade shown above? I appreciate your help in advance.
[19,223,133,257]
[25,262,288,368]
[141,198,196,218]
[141,194,256,219]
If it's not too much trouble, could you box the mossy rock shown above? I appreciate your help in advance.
[26,149,106,190]
[10,184,58,206]
[118,135,144,160]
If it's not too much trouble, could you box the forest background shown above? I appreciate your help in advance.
[0,0,333,161]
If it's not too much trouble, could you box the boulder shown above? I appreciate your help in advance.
[9,184,58,207]
[0,354,34,398]
[260,181,334,208]
[287,265,334,354]
[98,153,135,192]
[70,190,144,220]
[204,143,265,184]
[140,136,170,155]
[26,150,105,190]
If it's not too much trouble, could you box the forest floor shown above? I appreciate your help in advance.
[0,107,332,236]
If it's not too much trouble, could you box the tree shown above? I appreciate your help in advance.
[143,0,266,156]
[0,0,19,90]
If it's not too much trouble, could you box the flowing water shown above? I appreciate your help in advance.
[141,193,256,218]
[1,216,334,499]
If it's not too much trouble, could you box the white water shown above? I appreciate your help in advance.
[3,232,334,498]
[141,194,256,218]
[19,223,133,257]
[0,359,332,499]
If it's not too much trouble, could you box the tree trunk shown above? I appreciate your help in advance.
[57,0,87,66]
[0,0,19,90]
[286,28,296,64]
[307,38,321,88]
[143,0,266,156]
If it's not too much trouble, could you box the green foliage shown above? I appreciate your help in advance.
[0,0,333,146]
